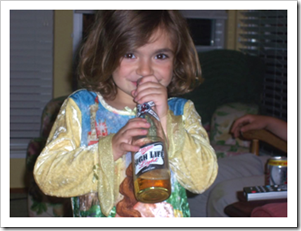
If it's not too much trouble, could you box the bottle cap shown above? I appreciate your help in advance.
[137,101,160,121]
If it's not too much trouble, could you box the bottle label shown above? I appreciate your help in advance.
[134,141,165,176]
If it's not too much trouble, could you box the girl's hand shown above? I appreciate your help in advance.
[131,76,169,134]
[112,118,150,161]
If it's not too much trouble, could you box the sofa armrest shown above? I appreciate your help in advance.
[26,137,46,171]
[241,129,287,155]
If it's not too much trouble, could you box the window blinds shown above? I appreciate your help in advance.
[238,10,287,122]
[10,10,53,158]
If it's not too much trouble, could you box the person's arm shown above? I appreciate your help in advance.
[33,97,123,216]
[231,114,287,141]
[167,100,218,194]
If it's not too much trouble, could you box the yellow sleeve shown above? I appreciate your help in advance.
[167,100,218,194]
[33,97,123,216]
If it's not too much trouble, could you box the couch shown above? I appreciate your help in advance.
[26,95,72,217]
[183,49,265,158]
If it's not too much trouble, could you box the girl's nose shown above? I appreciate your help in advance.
[136,58,153,77]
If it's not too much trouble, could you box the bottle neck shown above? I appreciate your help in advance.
[137,101,160,121]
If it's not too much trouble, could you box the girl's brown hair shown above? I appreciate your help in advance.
[78,10,202,99]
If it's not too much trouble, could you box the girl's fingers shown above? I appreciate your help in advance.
[135,85,167,104]
[122,128,149,138]
[136,83,162,96]
[134,93,163,105]
[131,89,137,97]
[136,78,161,94]
[113,128,148,160]
[130,121,151,130]
[136,86,163,96]
[119,143,140,153]
[137,76,159,85]
[124,118,150,129]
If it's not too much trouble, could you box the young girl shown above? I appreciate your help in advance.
[33,10,218,217]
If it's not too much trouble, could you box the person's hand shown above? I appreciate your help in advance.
[131,76,168,120]
[131,76,169,134]
[230,114,269,138]
[112,118,150,161]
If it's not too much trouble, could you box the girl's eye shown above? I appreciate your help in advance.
[124,53,135,59]
[155,54,168,60]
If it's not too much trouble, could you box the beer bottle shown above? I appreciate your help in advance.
[132,101,171,203]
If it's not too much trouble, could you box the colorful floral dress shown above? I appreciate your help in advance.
[33,89,217,217]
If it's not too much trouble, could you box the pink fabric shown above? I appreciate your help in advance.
[251,202,287,217]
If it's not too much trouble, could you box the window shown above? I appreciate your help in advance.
[180,10,227,52]
[10,10,53,158]
[72,10,228,58]
[238,10,287,156]
[238,10,287,122]
[186,18,214,46]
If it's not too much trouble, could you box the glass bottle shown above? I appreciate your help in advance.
[132,101,171,203]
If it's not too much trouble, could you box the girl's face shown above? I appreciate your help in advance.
[112,29,174,105]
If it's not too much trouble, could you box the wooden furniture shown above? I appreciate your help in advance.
[224,191,287,217]
[242,129,287,156]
